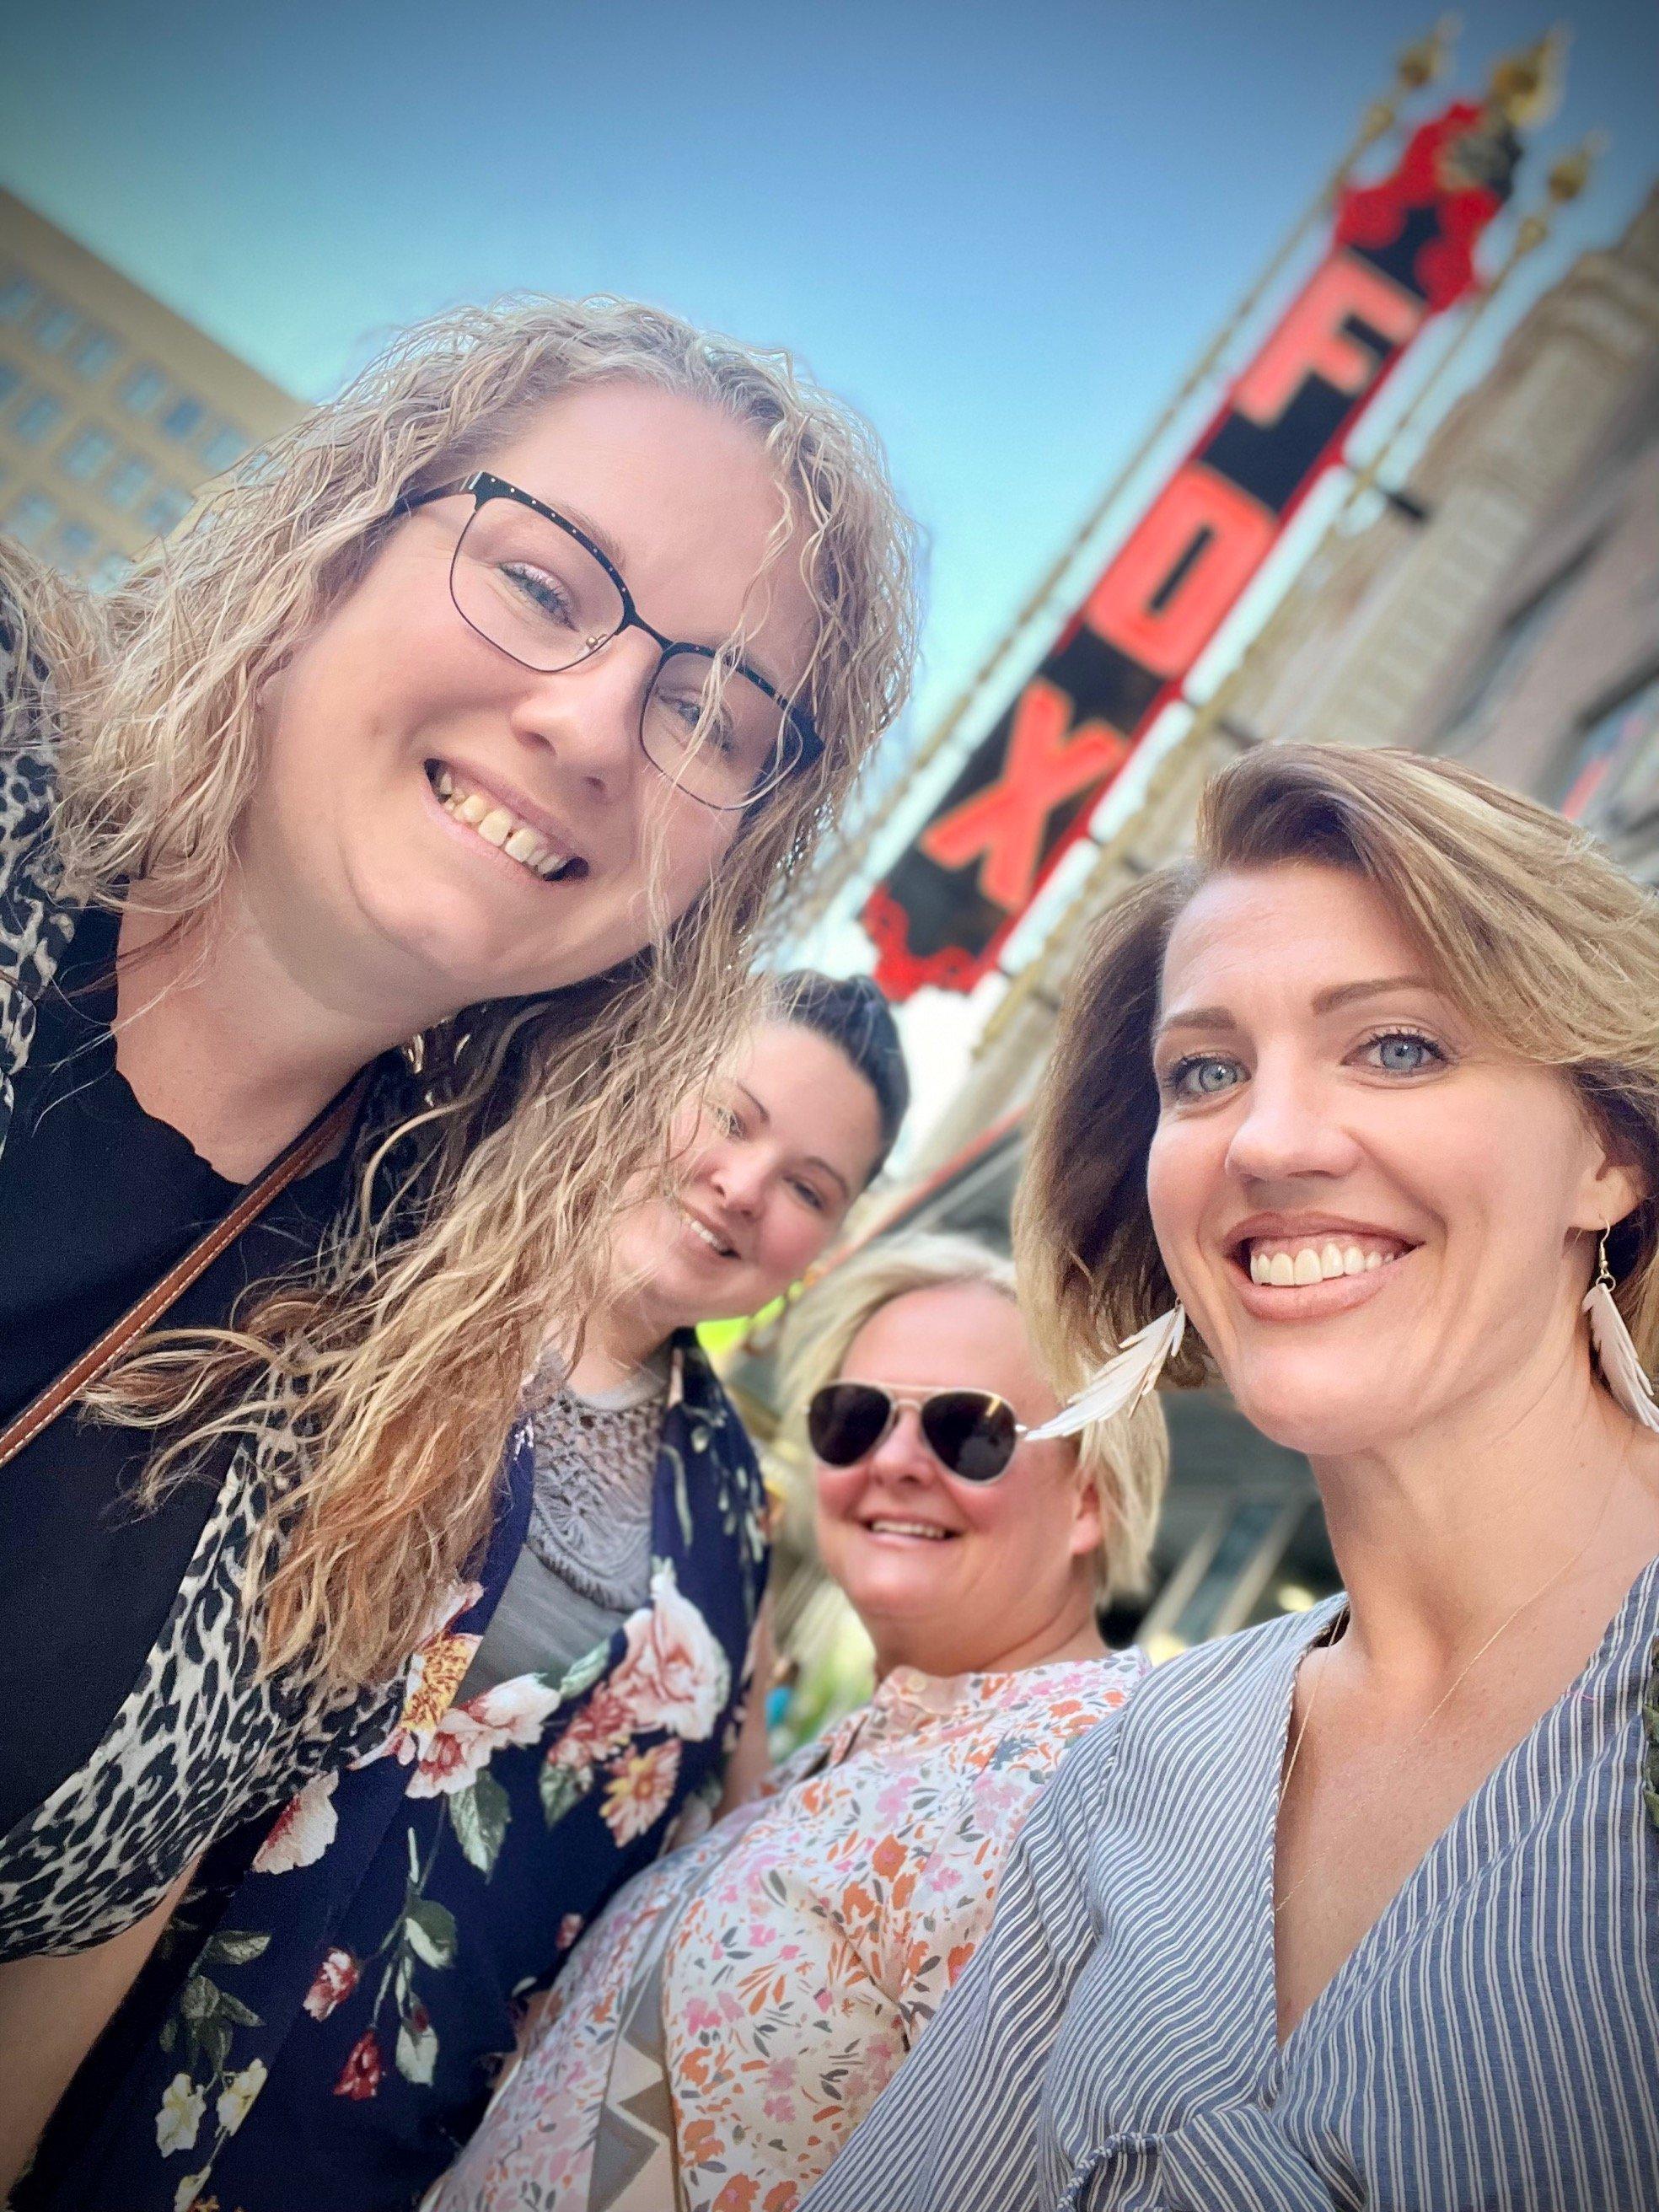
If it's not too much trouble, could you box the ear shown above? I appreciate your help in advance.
[1067,1460,1106,1565]
[1573,1148,1648,1239]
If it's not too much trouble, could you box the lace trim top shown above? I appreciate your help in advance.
[523,1370,668,1614]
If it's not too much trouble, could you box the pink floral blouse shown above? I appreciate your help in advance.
[433,1648,1146,2212]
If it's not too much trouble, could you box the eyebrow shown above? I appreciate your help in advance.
[1155,975,1441,1041]
[733,1079,851,1202]
[556,498,628,575]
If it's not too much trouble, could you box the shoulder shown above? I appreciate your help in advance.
[1133,1599,1340,1719]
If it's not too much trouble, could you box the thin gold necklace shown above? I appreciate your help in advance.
[1272,1469,1624,1923]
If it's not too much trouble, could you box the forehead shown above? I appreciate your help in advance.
[845,1281,1052,1406]
[1161,862,1430,1015]
[728,1021,884,1188]
[484,379,818,688]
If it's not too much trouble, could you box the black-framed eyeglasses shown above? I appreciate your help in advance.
[396,471,821,813]
[806,1382,1031,1484]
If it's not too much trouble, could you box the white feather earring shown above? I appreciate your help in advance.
[1029,1304,1187,1442]
[1584,1231,1659,1435]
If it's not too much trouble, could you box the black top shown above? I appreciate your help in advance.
[0,906,349,1836]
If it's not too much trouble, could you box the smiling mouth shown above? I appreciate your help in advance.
[1233,1232,1412,1287]
[425,762,589,883]
[674,1199,739,1261]
[861,1519,955,1542]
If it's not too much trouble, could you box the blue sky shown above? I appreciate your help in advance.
[4,0,1654,745]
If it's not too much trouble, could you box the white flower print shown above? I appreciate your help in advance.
[251,1768,339,1875]
[609,1562,729,1742]
[155,2072,204,2156]
[215,2057,268,2136]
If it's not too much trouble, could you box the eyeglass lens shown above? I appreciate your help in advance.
[452,496,797,808]
[807,1383,1020,1483]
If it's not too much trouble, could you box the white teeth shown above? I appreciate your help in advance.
[1248,1239,1404,1286]
[432,768,580,883]
[868,1521,948,1541]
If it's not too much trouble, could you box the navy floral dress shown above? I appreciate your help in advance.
[21,1335,769,2212]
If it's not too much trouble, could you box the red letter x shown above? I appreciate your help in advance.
[921,679,1129,916]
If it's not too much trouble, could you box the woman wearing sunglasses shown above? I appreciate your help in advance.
[433,1233,1168,2212]
[0,298,915,2188]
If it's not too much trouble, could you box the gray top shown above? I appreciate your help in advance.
[461,1350,670,1699]
[803,1555,1659,2212]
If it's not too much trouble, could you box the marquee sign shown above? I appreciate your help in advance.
[863,97,1526,998]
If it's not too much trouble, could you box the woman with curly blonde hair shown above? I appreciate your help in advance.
[0,295,915,2183]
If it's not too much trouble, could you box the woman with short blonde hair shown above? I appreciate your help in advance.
[781,1232,1168,1603]
[805,744,1659,2212]
[434,1231,1162,2212]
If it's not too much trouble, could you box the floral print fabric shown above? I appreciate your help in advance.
[434,1649,1146,2212]
[19,1335,769,2212]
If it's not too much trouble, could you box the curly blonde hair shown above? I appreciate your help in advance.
[1017,744,1659,1415]
[779,1233,1168,1604]
[4,295,918,1693]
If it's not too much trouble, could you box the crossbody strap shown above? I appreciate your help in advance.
[0,1079,364,1472]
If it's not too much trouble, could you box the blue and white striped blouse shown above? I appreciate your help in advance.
[802,1558,1659,2212]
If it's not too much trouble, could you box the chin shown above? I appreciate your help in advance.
[1229,1362,1411,1461]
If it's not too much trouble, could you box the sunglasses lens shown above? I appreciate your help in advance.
[808,1382,891,1467]
[921,1392,1018,1483]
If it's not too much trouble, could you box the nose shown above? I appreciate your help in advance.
[704,1149,769,1219]
[865,1404,942,1487]
[510,631,656,803]
[1223,1050,1361,1188]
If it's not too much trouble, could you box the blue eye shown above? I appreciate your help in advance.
[1163,1055,1241,1101]
[1363,1030,1444,1076]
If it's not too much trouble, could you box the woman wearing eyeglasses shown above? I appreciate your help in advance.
[432,1234,1168,2212]
[0,300,916,2186]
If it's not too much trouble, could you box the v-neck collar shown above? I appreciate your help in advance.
[1258,1551,1659,2082]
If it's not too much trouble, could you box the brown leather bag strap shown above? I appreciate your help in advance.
[0,1079,365,1473]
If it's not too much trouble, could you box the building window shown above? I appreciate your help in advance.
[159,395,205,443]
[0,362,20,408]
[12,391,67,447]
[102,456,152,510]
[201,424,250,472]
[120,364,168,416]
[0,276,41,325]
[4,491,58,547]
[60,425,120,481]
[54,520,99,569]
[33,304,79,353]
[140,486,193,537]
[1556,671,1659,837]
[69,327,121,381]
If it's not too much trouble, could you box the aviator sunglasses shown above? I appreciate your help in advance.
[806,1382,1029,1485]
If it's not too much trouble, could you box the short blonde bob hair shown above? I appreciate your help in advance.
[1017,744,1659,1413]
[4,295,918,1693]
[779,1232,1169,1604]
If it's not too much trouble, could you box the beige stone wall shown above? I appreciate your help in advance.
[0,190,301,582]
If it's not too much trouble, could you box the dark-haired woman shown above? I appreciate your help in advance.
[22,975,907,2211]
